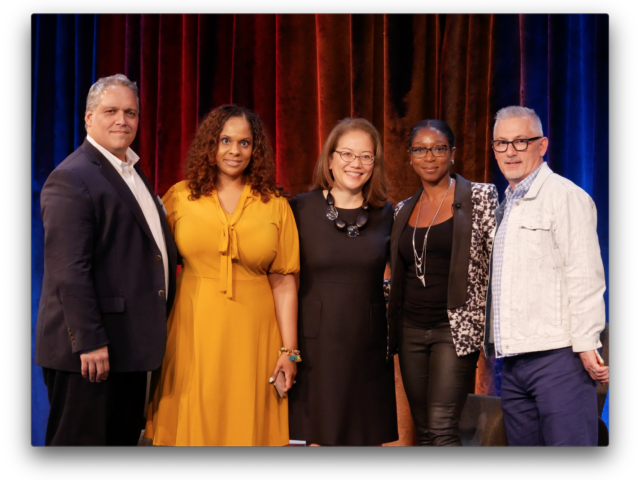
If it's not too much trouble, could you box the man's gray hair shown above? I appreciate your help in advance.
[85,74,140,116]
[493,106,544,138]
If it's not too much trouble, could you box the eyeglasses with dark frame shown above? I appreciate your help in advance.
[334,150,375,166]
[491,137,542,153]
[407,145,449,159]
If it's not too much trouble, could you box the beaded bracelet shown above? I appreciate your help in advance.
[279,347,302,363]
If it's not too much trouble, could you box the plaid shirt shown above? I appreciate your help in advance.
[491,163,544,358]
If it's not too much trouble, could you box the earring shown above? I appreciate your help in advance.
[451,159,455,165]
[409,161,413,165]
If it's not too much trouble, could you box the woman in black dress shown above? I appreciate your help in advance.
[287,118,398,446]
[387,119,498,446]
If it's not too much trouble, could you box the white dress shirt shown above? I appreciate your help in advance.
[87,135,169,295]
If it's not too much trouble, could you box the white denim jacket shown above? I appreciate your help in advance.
[484,163,605,356]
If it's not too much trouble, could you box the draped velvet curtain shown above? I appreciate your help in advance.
[31,13,609,446]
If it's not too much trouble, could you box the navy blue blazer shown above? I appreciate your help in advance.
[35,139,178,373]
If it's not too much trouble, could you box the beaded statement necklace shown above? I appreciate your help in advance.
[325,189,369,238]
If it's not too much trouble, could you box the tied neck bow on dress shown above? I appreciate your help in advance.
[214,183,253,299]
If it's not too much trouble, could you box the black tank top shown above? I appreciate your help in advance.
[398,217,453,329]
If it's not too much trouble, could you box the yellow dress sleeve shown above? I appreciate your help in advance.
[161,182,182,235]
[268,196,300,275]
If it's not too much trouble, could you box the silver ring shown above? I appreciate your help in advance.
[591,369,596,374]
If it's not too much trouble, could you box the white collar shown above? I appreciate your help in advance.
[86,134,140,174]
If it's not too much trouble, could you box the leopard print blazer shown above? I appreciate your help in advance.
[387,176,498,357]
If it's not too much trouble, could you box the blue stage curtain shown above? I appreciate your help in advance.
[487,14,609,397]
[31,14,97,446]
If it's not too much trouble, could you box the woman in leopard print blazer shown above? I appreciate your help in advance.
[387,119,498,446]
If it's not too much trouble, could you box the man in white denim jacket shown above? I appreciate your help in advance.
[484,106,609,446]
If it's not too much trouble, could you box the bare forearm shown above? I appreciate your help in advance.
[268,273,298,349]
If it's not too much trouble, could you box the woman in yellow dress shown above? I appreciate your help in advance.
[145,105,300,446]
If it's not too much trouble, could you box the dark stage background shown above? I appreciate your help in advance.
[31,13,609,446]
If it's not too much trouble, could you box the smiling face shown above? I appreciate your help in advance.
[84,84,139,161]
[409,127,455,186]
[329,129,375,196]
[215,115,253,183]
[493,116,548,189]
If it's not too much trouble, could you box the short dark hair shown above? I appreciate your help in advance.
[407,119,455,148]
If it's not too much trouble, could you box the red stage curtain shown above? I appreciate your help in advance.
[84,13,607,445]
[94,14,505,201]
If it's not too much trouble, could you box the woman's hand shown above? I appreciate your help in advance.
[271,353,297,392]
[268,272,299,393]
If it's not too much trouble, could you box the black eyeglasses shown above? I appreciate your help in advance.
[334,150,375,166]
[407,145,449,158]
[491,137,542,153]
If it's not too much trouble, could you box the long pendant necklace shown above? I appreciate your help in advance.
[326,189,369,238]
[412,177,453,287]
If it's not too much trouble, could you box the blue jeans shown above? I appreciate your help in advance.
[501,347,598,446]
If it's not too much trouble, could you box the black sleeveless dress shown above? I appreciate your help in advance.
[287,189,398,445]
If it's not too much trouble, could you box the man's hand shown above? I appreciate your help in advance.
[80,345,110,382]
[579,350,608,385]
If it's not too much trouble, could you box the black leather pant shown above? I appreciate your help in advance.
[398,322,479,446]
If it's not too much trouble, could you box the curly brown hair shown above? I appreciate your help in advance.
[184,104,286,202]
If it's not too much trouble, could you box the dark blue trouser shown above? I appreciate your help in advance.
[501,347,598,446]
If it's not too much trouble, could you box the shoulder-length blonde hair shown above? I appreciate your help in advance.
[312,118,389,208]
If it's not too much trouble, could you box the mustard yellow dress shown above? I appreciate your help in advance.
[145,181,299,446]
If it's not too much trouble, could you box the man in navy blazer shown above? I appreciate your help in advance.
[35,74,178,445]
